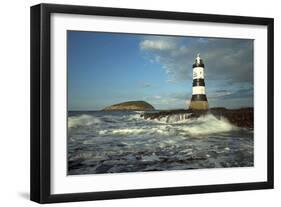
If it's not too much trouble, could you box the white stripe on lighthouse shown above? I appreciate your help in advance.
[193,67,204,79]
[192,86,206,95]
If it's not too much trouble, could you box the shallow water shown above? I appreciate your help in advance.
[67,111,254,175]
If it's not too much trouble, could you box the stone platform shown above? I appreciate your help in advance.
[140,107,253,128]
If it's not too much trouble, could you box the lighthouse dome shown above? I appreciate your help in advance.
[192,54,205,68]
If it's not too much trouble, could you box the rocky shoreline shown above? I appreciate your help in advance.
[140,107,254,128]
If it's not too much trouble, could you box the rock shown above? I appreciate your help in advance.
[103,101,155,111]
[141,107,253,128]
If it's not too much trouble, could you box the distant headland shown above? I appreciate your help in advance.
[103,101,155,111]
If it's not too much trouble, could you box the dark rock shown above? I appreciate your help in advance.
[141,107,253,128]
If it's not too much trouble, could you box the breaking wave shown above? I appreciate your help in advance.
[177,114,237,135]
[68,111,253,175]
[68,114,102,128]
[68,112,237,136]
[157,113,192,123]
[96,114,237,137]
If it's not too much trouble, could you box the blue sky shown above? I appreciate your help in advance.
[67,31,253,110]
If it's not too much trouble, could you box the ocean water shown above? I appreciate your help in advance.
[67,111,254,175]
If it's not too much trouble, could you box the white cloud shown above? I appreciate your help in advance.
[139,39,177,51]
[139,36,254,84]
[166,79,177,84]
[208,90,233,99]
[153,95,161,99]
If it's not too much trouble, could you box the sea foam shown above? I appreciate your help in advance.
[97,114,237,137]
[68,114,102,128]
[177,114,237,135]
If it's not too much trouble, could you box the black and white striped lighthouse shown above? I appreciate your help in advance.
[189,54,209,110]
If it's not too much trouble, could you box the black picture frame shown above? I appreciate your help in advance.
[30,3,274,204]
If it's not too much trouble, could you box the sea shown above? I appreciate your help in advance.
[67,111,254,175]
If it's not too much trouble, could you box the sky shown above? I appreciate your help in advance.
[67,31,253,111]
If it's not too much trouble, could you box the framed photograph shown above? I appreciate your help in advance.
[30,3,274,203]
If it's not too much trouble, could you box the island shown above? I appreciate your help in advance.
[103,101,155,111]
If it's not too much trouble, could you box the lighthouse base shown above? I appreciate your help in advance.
[189,101,209,110]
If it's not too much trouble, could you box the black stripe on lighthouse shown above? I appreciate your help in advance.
[192,78,205,87]
[192,62,204,68]
[191,94,208,101]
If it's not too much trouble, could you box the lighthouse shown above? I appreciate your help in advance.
[189,54,209,110]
